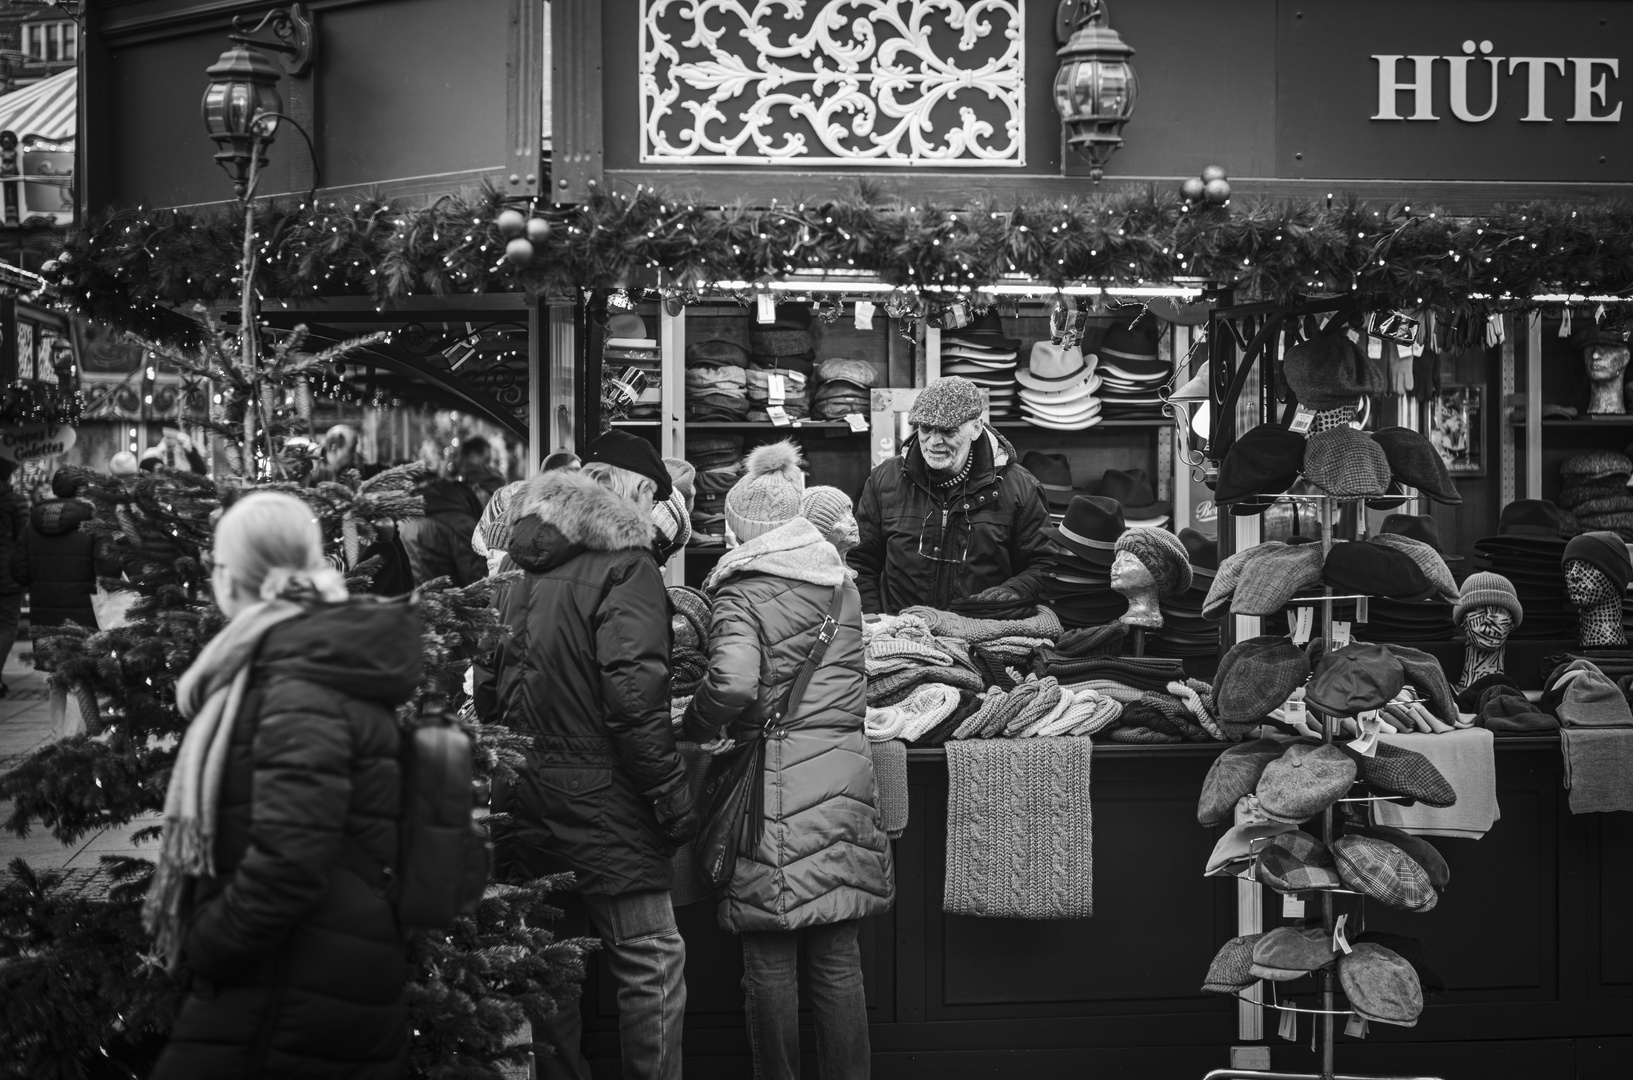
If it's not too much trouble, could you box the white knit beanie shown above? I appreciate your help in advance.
[725,441,806,543]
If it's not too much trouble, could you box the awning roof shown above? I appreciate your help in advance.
[0,69,75,142]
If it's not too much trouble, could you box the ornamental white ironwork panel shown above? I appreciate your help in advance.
[640,1,1025,167]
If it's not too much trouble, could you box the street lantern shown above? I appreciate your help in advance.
[201,43,283,198]
[1054,1,1138,183]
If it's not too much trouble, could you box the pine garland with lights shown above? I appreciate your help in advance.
[49,184,1633,347]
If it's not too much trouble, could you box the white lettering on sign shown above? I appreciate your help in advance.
[1372,41,1622,124]
[0,424,77,463]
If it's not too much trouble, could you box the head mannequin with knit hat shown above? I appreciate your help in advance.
[725,440,806,546]
[1111,527,1193,629]
[1563,531,1632,647]
[1454,572,1521,690]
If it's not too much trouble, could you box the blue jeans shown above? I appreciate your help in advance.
[535,889,687,1080]
[741,920,870,1080]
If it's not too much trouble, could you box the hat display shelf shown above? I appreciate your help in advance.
[1201,494,1444,1080]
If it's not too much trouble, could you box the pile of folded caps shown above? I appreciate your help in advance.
[1558,449,1633,538]
[685,434,744,543]
[684,339,750,421]
[744,365,809,422]
[1202,930,1427,1028]
[1036,495,1129,627]
[1092,313,1169,420]
[750,304,817,376]
[1019,451,1085,525]
[1300,421,1462,502]
[604,313,662,419]
[1098,467,1170,528]
[811,357,878,420]
[900,604,1065,691]
[1149,528,1220,661]
[939,311,1021,421]
[1469,499,1575,639]
[667,585,712,699]
[1017,341,1103,430]
[1363,514,1459,642]
[1202,534,1442,621]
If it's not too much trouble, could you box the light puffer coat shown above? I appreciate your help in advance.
[684,518,895,932]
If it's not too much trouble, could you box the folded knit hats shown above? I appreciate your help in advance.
[1477,684,1559,732]
[1114,527,1193,600]
[1333,834,1439,912]
[1284,335,1386,410]
[1257,743,1357,824]
[1198,737,1292,826]
[668,585,712,649]
[1303,426,1392,497]
[1371,426,1462,504]
[1256,830,1344,893]
[1340,943,1424,1027]
[1454,571,1523,626]
[1214,636,1310,735]
[1306,643,1406,717]
[1545,658,1633,728]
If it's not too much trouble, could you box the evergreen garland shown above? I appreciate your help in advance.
[50,183,1633,346]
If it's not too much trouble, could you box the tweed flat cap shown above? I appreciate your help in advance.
[1303,426,1393,497]
[1198,738,1292,826]
[1284,335,1386,409]
[1334,835,1439,912]
[1368,533,1458,603]
[1216,425,1306,504]
[1454,571,1523,627]
[1250,926,1340,981]
[815,356,879,388]
[1355,824,1449,889]
[1354,932,1446,995]
[1233,543,1325,615]
[1338,741,1456,807]
[1203,543,1280,620]
[1561,449,1633,482]
[1258,743,1358,824]
[1340,943,1424,1027]
[1371,427,1462,504]
[1306,643,1405,718]
[686,339,750,368]
[1206,821,1298,876]
[1215,637,1311,735]
[1203,934,1267,995]
[1116,527,1193,600]
[908,377,985,428]
[749,328,815,357]
[1257,830,1344,893]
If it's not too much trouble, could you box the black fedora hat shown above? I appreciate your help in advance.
[941,308,1021,352]
[1099,467,1171,520]
[1021,451,1086,509]
[1472,500,1567,550]
[1381,513,1463,562]
[1044,495,1127,566]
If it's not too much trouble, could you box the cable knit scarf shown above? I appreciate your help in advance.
[143,599,305,970]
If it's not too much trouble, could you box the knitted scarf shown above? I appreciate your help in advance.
[704,517,848,593]
[142,600,305,970]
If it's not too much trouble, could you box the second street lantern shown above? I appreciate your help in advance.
[1054,0,1138,183]
[201,43,283,198]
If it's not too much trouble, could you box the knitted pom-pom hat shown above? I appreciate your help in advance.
[725,440,807,543]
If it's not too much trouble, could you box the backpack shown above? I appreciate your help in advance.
[344,704,492,931]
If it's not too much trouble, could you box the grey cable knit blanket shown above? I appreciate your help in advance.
[944,737,1094,919]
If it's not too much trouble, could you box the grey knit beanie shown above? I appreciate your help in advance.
[1114,527,1193,600]
[801,485,857,554]
[1453,571,1522,627]
[724,440,806,543]
[907,376,984,428]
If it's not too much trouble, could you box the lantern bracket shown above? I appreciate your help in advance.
[1056,0,1109,45]
[229,4,316,76]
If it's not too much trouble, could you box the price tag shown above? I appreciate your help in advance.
[845,412,870,433]
[1346,712,1382,757]
[1278,1006,1298,1042]
[854,300,877,330]
[767,405,792,426]
[1366,336,1384,360]
[1332,621,1352,648]
[1292,606,1314,645]
[1282,894,1306,919]
[1345,1014,1370,1039]
[1283,698,1307,726]
[1332,914,1353,956]
[766,373,786,406]
[756,292,777,324]
[1290,405,1317,435]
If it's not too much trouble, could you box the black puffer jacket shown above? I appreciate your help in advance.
[850,425,1052,614]
[0,486,24,596]
[400,478,485,588]
[489,471,694,895]
[10,498,117,630]
[150,602,423,1080]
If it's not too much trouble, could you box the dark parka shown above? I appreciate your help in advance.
[488,470,695,895]
[683,519,895,932]
[150,601,423,1080]
[10,498,120,631]
[850,425,1052,615]
[399,478,486,588]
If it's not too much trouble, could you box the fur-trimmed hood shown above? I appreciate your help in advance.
[508,470,655,572]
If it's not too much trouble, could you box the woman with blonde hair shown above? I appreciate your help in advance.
[147,491,423,1079]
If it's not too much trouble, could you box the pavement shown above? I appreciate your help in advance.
[0,644,160,895]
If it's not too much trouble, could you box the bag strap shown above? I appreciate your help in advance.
[765,586,846,729]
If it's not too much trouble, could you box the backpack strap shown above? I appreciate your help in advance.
[765,585,846,730]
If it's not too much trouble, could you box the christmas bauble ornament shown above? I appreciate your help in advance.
[526,217,551,244]
[1180,177,1206,202]
[505,238,535,265]
[496,209,526,238]
[1201,164,1228,183]
[1203,178,1232,205]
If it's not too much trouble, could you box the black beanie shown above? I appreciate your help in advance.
[1563,530,1632,595]
[583,430,673,501]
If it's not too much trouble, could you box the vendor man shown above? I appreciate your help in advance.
[851,376,1053,613]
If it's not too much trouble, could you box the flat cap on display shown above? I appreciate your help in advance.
[1232,543,1326,616]
[1284,334,1386,409]
[1250,926,1340,981]
[1340,740,1457,807]
[1215,424,1306,504]
[1256,830,1344,893]
[1206,821,1298,876]
[1198,738,1292,826]
[1371,426,1463,504]
[1257,743,1358,824]
[1333,835,1439,913]
[1302,426,1393,497]
[1306,643,1406,717]
[1340,943,1424,1027]
[1202,933,1266,995]
[1214,637,1311,735]
[1323,541,1435,601]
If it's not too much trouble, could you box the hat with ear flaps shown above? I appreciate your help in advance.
[1284,334,1387,410]
[724,440,807,543]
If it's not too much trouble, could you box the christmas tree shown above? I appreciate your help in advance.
[1,243,587,1079]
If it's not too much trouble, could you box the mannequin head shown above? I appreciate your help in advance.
[1565,557,1627,647]
[1111,550,1163,628]
[1585,342,1630,414]
[1463,607,1514,651]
